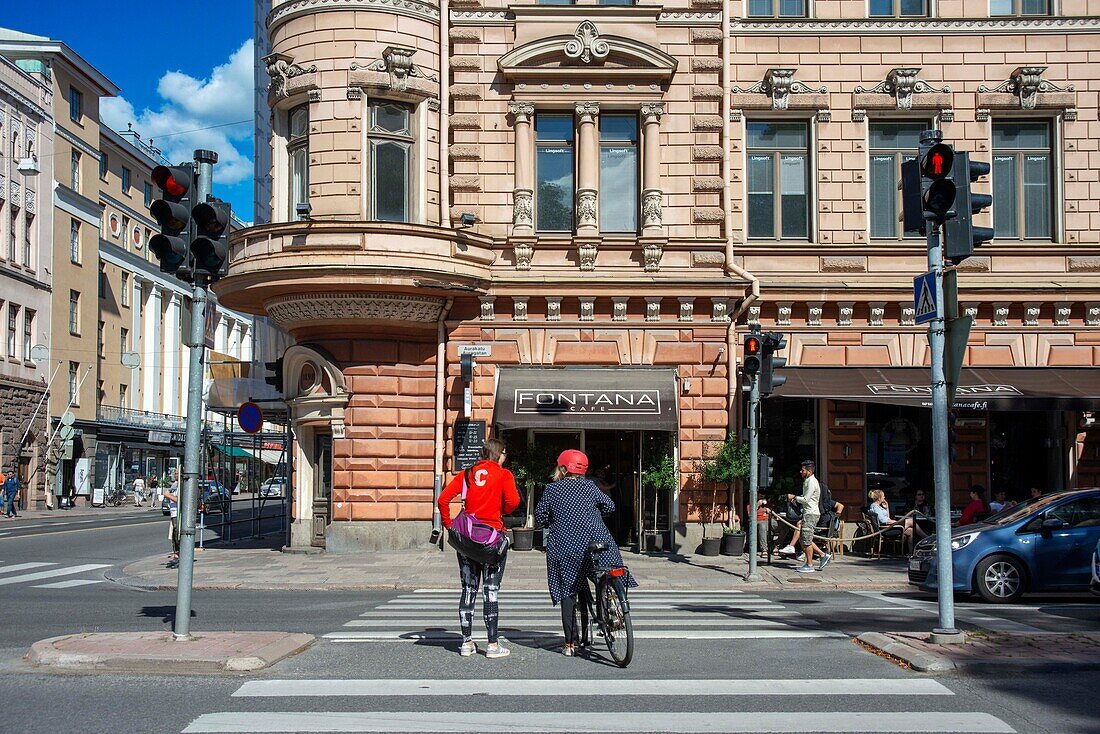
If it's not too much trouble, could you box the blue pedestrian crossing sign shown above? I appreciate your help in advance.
[914,272,938,324]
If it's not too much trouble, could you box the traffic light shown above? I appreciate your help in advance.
[899,158,924,234]
[191,197,231,281]
[918,134,956,223]
[758,453,774,489]
[760,331,787,396]
[943,152,994,264]
[264,358,284,394]
[743,334,762,376]
[149,164,194,279]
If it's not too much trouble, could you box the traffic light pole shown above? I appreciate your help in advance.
[926,223,962,643]
[173,149,217,641]
[746,374,761,582]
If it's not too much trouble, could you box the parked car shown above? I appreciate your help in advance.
[1091,537,1100,597]
[260,476,287,498]
[160,481,231,515]
[909,488,1100,602]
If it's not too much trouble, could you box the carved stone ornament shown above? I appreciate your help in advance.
[642,190,663,228]
[1054,304,1072,326]
[578,241,598,271]
[643,241,663,272]
[356,46,439,92]
[645,297,662,322]
[0,173,5,200]
[900,304,916,326]
[479,296,495,321]
[855,67,950,110]
[640,102,664,123]
[746,304,760,327]
[10,181,20,207]
[964,304,980,319]
[512,189,533,230]
[1086,303,1100,327]
[868,303,885,327]
[513,241,534,270]
[513,297,529,322]
[577,189,598,228]
[838,303,854,327]
[678,298,695,322]
[508,101,535,122]
[993,303,1010,327]
[1024,303,1041,326]
[612,297,628,322]
[978,66,1074,110]
[24,189,35,215]
[777,302,792,327]
[807,303,823,327]
[564,21,610,65]
[546,297,562,322]
[266,293,443,327]
[732,68,827,111]
[579,297,596,322]
[575,101,600,121]
[263,52,317,99]
[852,108,867,122]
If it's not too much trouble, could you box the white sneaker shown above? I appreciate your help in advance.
[459,640,477,657]
[795,552,805,562]
[817,552,834,571]
[485,643,510,659]
[778,545,796,555]
[795,565,815,573]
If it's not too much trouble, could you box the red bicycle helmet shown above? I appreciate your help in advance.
[557,449,589,475]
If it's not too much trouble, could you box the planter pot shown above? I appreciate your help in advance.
[699,536,722,556]
[512,527,535,551]
[721,532,746,556]
[642,532,667,553]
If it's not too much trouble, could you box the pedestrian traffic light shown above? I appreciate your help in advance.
[149,164,194,280]
[758,452,774,489]
[943,152,994,265]
[917,134,956,224]
[743,334,762,376]
[191,197,231,281]
[760,331,787,396]
[264,358,284,394]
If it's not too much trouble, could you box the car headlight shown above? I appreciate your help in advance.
[950,532,980,551]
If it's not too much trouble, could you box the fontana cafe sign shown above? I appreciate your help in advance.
[513,389,662,415]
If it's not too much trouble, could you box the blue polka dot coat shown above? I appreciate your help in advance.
[535,476,638,606]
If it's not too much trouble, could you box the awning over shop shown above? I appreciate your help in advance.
[212,444,286,465]
[213,444,252,459]
[772,367,1100,412]
[494,368,679,431]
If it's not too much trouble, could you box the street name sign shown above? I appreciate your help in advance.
[457,344,492,357]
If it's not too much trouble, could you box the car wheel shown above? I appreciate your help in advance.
[975,555,1026,603]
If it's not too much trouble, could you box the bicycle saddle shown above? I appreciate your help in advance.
[588,542,608,553]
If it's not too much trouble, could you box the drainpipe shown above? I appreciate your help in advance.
[432,297,454,539]
[439,0,450,228]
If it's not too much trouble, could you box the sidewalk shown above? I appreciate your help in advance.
[858,631,1100,673]
[2,503,157,523]
[112,544,912,592]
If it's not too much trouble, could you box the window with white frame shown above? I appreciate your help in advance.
[747,0,806,17]
[23,211,32,268]
[992,121,1052,240]
[144,182,152,207]
[70,149,81,192]
[120,384,127,408]
[99,151,108,179]
[69,87,82,123]
[747,122,810,240]
[599,114,639,233]
[368,100,414,223]
[869,121,928,240]
[70,219,80,264]
[536,113,575,232]
[69,290,80,335]
[68,361,79,404]
[121,166,131,195]
[121,215,130,248]
[7,303,17,358]
[990,0,1049,14]
[8,204,18,262]
[287,104,309,219]
[121,326,129,355]
[23,309,33,361]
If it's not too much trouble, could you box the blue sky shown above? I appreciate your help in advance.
[0,2,257,220]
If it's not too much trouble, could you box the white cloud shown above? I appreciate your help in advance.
[101,40,254,187]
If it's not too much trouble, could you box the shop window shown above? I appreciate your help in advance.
[990,0,1049,14]
[865,405,932,512]
[993,121,1052,240]
[747,0,807,17]
[759,398,818,495]
[747,122,809,240]
[599,114,639,233]
[287,104,309,220]
[869,121,928,240]
[869,0,927,15]
[536,113,575,232]
[368,100,414,223]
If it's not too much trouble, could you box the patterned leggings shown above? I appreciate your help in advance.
[457,552,508,644]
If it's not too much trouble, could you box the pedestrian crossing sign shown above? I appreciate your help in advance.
[914,272,938,324]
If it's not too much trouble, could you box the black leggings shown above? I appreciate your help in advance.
[457,552,507,644]
[561,593,579,644]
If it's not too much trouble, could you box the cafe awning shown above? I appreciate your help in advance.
[772,367,1100,411]
[494,367,679,431]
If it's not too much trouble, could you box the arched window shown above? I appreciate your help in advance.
[287,105,309,218]
[368,101,413,223]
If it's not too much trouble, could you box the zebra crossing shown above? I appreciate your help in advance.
[322,588,845,644]
[0,560,110,588]
[182,677,1016,732]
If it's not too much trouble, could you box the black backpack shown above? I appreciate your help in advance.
[817,481,835,519]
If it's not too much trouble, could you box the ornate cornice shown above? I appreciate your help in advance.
[269,0,440,27]
[979,66,1074,110]
[351,46,439,92]
[448,9,721,25]
[855,67,949,110]
[729,16,1100,35]
[564,21,609,64]
[732,68,826,111]
[0,78,49,120]
[263,52,317,100]
[265,293,445,327]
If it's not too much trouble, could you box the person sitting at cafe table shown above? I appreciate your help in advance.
[868,489,927,552]
[958,486,989,526]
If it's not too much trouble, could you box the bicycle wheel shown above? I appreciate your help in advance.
[597,575,634,667]
[572,583,591,648]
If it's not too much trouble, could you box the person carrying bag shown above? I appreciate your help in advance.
[437,438,521,659]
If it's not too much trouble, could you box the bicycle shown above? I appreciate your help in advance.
[103,485,128,507]
[571,541,634,668]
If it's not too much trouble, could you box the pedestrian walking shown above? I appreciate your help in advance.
[149,475,160,510]
[3,472,20,518]
[535,449,637,657]
[436,438,521,659]
[164,477,180,568]
[788,460,831,573]
[132,475,146,507]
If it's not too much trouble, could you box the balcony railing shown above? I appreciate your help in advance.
[97,405,186,432]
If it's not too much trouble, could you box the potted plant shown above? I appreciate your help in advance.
[641,449,677,552]
[697,433,750,557]
[507,442,556,551]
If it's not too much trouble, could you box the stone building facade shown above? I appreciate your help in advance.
[226,0,1100,551]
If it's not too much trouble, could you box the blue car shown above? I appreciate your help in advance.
[909,488,1100,603]
[1091,538,1100,596]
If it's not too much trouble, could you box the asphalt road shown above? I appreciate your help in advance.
[0,513,1098,733]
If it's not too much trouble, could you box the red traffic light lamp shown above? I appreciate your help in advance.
[921,144,954,179]
[744,334,762,375]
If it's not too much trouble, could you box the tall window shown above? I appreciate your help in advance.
[870,0,927,15]
[70,150,81,192]
[7,304,17,358]
[97,320,105,358]
[287,105,309,219]
[70,219,80,263]
[23,211,32,267]
[69,87,82,123]
[599,114,639,233]
[747,0,806,16]
[121,215,130,248]
[98,263,106,298]
[121,327,129,354]
[8,205,17,261]
[993,121,1052,240]
[536,113,575,232]
[869,122,927,240]
[143,182,153,207]
[121,272,130,307]
[97,380,104,406]
[99,151,108,179]
[69,362,79,404]
[120,384,127,408]
[121,167,131,195]
[368,101,414,222]
[990,0,1049,14]
[23,309,33,361]
[747,122,809,240]
[69,290,80,335]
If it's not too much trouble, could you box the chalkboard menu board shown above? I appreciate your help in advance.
[453,420,487,472]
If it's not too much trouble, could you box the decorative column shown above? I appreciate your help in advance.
[142,286,162,413]
[640,102,666,271]
[509,102,536,270]
[575,102,600,270]
[163,292,182,416]
[131,275,144,410]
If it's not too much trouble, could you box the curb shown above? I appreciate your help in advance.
[856,632,956,673]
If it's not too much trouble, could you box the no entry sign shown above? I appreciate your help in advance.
[238,401,263,434]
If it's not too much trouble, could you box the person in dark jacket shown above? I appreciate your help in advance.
[535,449,638,657]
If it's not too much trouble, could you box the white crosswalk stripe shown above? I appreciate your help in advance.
[186,678,1015,733]
[322,589,845,643]
[0,563,111,587]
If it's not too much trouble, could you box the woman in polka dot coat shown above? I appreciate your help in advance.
[535,449,638,655]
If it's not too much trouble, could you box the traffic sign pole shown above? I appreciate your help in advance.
[746,335,761,583]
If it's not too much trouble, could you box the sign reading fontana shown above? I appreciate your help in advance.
[514,389,662,415]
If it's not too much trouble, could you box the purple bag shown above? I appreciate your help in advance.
[447,469,509,565]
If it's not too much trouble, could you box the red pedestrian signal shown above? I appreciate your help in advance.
[744,334,762,375]
[919,143,954,180]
